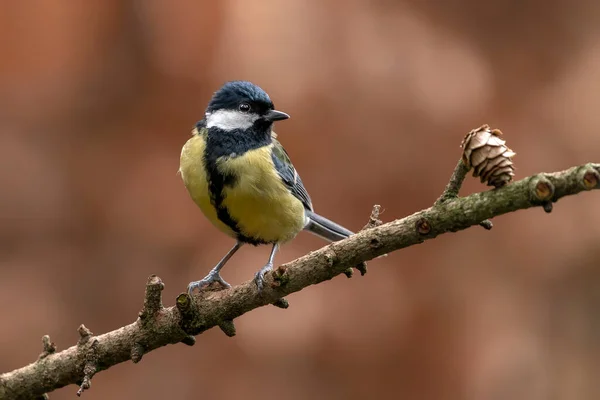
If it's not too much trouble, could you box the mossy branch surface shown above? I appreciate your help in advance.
[1,162,598,399]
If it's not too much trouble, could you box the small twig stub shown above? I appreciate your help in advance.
[38,335,56,360]
[140,275,165,321]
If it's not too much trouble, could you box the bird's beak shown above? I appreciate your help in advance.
[263,110,290,122]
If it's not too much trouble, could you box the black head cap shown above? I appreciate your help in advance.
[206,81,274,114]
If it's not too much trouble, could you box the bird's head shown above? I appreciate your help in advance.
[204,81,289,132]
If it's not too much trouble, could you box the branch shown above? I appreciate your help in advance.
[436,158,492,230]
[1,155,598,398]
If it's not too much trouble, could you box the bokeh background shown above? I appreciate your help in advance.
[1,1,600,399]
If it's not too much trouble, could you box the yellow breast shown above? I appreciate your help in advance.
[179,133,237,238]
[179,133,306,244]
[219,145,306,243]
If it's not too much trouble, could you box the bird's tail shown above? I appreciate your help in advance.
[304,210,353,242]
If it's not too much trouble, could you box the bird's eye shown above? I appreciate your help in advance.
[239,103,251,113]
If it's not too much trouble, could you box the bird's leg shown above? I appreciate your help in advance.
[187,242,243,294]
[254,243,279,292]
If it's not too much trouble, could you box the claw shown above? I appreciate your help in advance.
[187,272,231,295]
[254,262,274,292]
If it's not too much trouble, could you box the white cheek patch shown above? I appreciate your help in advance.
[206,110,259,131]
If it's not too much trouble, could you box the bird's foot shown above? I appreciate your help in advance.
[254,262,274,292]
[187,272,231,295]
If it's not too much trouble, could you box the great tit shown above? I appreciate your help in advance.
[179,81,353,293]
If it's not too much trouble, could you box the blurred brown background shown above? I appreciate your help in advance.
[1,1,600,399]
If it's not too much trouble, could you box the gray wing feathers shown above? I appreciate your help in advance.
[270,138,353,242]
[270,139,313,211]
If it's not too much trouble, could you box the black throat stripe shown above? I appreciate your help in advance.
[202,126,272,245]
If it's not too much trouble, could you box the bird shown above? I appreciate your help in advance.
[179,81,353,294]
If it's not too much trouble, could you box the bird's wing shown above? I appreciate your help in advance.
[271,138,313,211]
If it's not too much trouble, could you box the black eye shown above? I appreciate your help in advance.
[239,103,251,112]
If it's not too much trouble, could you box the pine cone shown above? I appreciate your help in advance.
[461,124,516,188]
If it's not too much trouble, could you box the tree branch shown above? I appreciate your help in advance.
[436,159,470,204]
[1,160,599,399]
[436,159,494,229]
